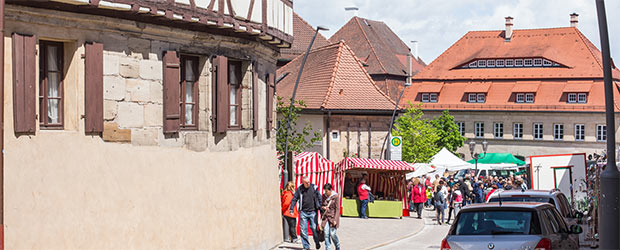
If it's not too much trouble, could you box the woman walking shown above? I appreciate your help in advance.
[321,183,340,250]
[281,182,299,243]
[445,186,454,224]
[411,178,427,219]
[452,183,464,219]
[434,181,447,225]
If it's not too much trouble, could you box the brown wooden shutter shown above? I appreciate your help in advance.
[214,55,228,133]
[163,51,180,134]
[84,42,104,133]
[266,72,275,131]
[12,33,36,134]
[252,62,259,132]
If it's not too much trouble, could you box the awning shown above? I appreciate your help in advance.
[512,81,540,92]
[563,81,593,92]
[337,157,415,172]
[416,82,444,93]
[464,81,491,93]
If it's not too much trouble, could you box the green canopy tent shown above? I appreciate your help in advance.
[467,153,526,166]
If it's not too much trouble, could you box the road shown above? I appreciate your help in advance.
[373,208,451,250]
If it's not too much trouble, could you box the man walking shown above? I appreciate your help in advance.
[290,176,322,250]
[357,178,371,219]
[434,181,447,225]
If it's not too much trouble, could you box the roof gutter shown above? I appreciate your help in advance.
[302,108,398,116]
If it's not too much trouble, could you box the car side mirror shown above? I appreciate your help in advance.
[569,224,583,234]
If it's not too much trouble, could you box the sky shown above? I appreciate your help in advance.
[294,0,620,65]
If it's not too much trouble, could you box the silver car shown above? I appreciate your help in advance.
[441,202,582,250]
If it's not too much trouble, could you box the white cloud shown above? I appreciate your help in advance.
[294,0,620,64]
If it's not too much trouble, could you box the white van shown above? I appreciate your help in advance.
[455,164,520,179]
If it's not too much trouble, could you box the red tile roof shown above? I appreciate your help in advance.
[402,26,620,112]
[277,41,397,111]
[279,12,331,61]
[329,17,426,77]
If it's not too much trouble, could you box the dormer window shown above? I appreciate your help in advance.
[469,61,477,68]
[543,59,552,66]
[524,59,533,67]
[577,93,587,103]
[567,93,587,103]
[487,60,495,67]
[515,59,523,67]
[533,58,543,66]
[478,60,486,67]
[505,59,514,67]
[468,93,486,103]
[526,93,534,103]
[421,93,438,103]
[496,59,504,67]
[516,93,525,103]
[516,93,535,103]
[477,93,485,102]
[459,57,564,69]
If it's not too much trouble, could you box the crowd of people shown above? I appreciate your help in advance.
[408,172,529,225]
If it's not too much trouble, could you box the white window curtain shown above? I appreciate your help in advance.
[47,46,59,124]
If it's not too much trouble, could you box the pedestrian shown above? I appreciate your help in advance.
[281,182,299,243]
[321,183,341,250]
[407,179,415,212]
[473,182,484,203]
[434,181,447,225]
[289,176,322,250]
[425,185,433,208]
[343,173,355,198]
[357,178,371,219]
[445,186,454,224]
[411,178,427,219]
[485,184,499,202]
[452,183,463,218]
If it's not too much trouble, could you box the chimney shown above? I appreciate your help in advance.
[411,40,419,60]
[505,16,514,41]
[570,13,579,28]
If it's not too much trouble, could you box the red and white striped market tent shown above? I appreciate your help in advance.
[293,152,336,195]
[334,157,415,216]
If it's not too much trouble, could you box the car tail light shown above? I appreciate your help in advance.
[535,238,551,250]
[440,238,451,250]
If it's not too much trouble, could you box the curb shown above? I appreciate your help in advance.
[364,214,430,250]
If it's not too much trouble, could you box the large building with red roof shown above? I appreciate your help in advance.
[277,41,397,162]
[401,15,620,159]
[330,16,426,99]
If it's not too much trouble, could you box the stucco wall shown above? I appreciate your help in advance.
[3,5,281,249]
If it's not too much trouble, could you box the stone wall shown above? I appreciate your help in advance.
[3,5,281,249]
[329,115,392,162]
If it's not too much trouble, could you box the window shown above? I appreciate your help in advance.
[429,93,438,103]
[477,93,486,103]
[496,59,504,67]
[554,124,564,140]
[525,93,534,103]
[478,60,486,67]
[505,59,514,67]
[567,93,577,103]
[421,93,429,102]
[597,124,606,142]
[494,122,504,138]
[454,211,540,235]
[524,58,533,67]
[331,130,340,142]
[39,41,64,128]
[475,122,484,138]
[577,93,587,103]
[533,58,543,66]
[516,93,525,103]
[468,93,477,103]
[457,122,465,136]
[513,123,523,139]
[543,59,553,66]
[468,61,478,68]
[228,61,242,127]
[515,59,524,67]
[487,60,495,67]
[180,56,198,128]
[575,124,585,141]
[534,123,543,140]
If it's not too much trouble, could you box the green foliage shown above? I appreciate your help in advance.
[392,103,466,163]
[276,97,322,159]
[431,110,467,153]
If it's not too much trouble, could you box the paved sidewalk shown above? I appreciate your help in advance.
[274,213,425,250]
[374,208,451,249]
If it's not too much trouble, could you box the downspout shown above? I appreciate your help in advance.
[1,0,5,248]
[326,111,331,160]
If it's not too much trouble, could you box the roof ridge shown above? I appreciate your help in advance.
[293,12,329,44]
[321,42,345,108]
[573,28,604,72]
[341,41,398,107]
[467,26,576,33]
[354,17,389,74]
[279,42,341,73]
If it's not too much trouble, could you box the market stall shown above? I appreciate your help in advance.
[293,152,335,194]
[334,157,415,218]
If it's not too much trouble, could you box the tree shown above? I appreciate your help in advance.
[431,110,466,153]
[276,97,322,160]
[392,103,439,163]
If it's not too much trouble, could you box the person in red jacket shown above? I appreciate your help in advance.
[411,178,427,219]
[281,182,299,243]
[357,178,371,219]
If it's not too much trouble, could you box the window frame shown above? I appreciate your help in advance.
[487,59,495,68]
[468,61,477,68]
[39,40,64,129]
[494,122,504,139]
[515,59,524,67]
[575,124,585,141]
[468,93,477,103]
[513,123,523,140]
[421,93,430,102]
[597,124,606,142]
[476,93,486,103]
[567,93,577,103]
[478,60,486,67]
[524,58,533,67]
[495,59,504,67]
[516,93,525,103]
[227,60,243,129]
[457,121,465,136]
[534,123,543,140]
[429,93,438,103]
[505,59,514,67]
[553,124,564,140]
[577,93,587,103]
[525,93,535,103]
[475,122,484,138]
[543,59,553,66]
[533,58,543,66]
[180,55,199,129]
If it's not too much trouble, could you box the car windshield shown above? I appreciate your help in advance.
[488,197,553,203]
[454,210,540,235]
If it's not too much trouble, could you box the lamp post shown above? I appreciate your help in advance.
[282,25,328,184]
[594,0,620,248]
[468,141,488,174]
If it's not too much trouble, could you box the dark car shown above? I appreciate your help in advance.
[441,202,582,250]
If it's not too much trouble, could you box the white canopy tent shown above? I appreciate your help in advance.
[406,163,436,179]
[430,148,473,171]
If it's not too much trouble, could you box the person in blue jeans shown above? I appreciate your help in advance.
[290,176,322,250]
[321,183,341,250]
[357,178,371,219]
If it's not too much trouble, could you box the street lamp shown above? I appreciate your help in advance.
[282,25,329,184]
[468,141,488,173]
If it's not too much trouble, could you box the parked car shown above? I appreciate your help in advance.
[486,189,583,225]
[441,202,582,250]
